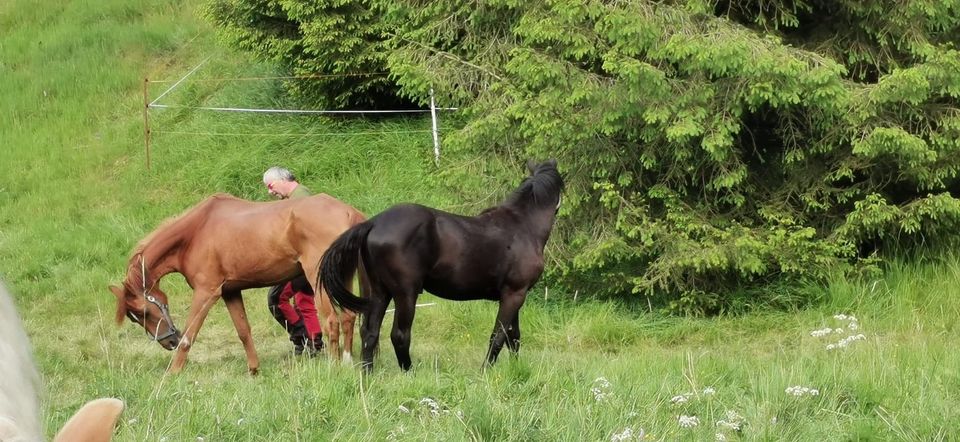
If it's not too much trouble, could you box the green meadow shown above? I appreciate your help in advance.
[1,1,958,440]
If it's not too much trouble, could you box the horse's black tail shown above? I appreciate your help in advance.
[320,222,374,315]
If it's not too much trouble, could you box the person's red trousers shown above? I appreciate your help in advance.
[276,281,322,340]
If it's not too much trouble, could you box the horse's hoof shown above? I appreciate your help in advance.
[249,367,259,376]
[342,352,353,363]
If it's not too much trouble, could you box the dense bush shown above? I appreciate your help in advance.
[205,0,960,313]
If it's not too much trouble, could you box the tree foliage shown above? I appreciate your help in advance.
[202,0,401,107]
[205,0,960,313]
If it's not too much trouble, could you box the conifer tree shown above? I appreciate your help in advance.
[206,0,960,312]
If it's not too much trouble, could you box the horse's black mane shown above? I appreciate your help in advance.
[503,162,564,209]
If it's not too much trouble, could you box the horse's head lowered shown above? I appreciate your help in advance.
[109,281,180,350]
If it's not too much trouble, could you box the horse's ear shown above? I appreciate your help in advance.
[108,285,126,325]
[526,159,537,174]
[52,398,124,442]
[546,158,558,169]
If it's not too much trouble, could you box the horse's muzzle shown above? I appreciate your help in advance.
[158,331,181,351]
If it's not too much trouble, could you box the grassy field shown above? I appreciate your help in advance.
[2,1,960,440]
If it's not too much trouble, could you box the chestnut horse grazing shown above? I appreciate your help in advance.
[109,193,366,374]
[321,160,563,372]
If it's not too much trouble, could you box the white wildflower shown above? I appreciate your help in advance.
[386,425,406,441]
[592,387,610,402]
[610,427,644,441]
[398,404,410,414]
[678,415,700,428]
[419,398,443,416]
[592,377,613,402]
[716,410,743,431]
[815,313,866,351]
[834,333,867,349]
[197,438,205,442]
[833,313,858,323]
[715,433,727,441]
[703,386,716,396]
[670,393,692,404]
[810,327,833,337]
[725,410,743,421]
[717,420,739,431]
[785,386,819,397]
[609,427,631,442]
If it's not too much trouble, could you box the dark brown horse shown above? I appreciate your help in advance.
[109,193,366,373]
[320,160,563,372]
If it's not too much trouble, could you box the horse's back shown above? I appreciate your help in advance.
[292,193,365,222]
[286,194,367,243]
[368,203,518,256]
[181,193,365,286]
[363,204,440,272]
[373,203,477,233]
[202,193,359,226]
[364,204,531,299]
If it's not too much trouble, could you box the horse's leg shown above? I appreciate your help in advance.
[340,307,357,363]
[485,289,527,367]
[340,259,373,361]
[169,290,220,373]
[390,291,419,371]
[360,288,390,373]
[340,264,365,363]
[222,290,259,375]
[303,264,340,360]
[317,286,341,360]
[506,311,521,355]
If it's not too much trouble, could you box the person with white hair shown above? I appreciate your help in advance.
[262,166,323,355]
[263,166,311,200]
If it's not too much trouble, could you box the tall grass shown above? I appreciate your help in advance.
[2,1,959,440]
